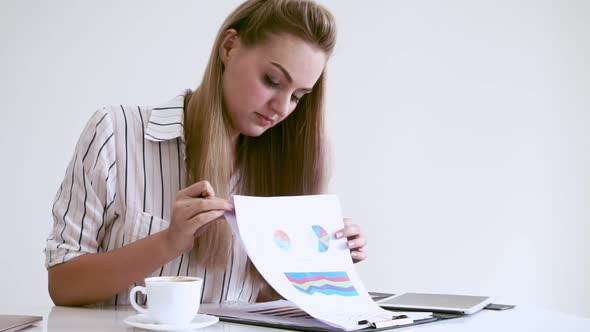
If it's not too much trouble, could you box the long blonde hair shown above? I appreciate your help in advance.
[184,0,337,292]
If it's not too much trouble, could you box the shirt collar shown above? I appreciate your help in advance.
[144,94,185,142]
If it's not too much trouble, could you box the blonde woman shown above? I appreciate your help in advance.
[46,0,367,306]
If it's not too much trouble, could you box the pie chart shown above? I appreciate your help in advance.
[273,230,291,251]
[311,225,330,253]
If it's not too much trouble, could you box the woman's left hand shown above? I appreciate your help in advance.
[335,218,367,263]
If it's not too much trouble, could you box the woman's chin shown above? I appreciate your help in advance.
[241,125,268,137]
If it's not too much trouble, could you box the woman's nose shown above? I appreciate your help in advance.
[269,93,291,118]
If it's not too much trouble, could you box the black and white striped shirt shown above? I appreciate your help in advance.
[45,93,259,305]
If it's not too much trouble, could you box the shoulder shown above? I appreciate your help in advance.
[87,93,186,143]
[76,103,153,159]
[98,103,151,131]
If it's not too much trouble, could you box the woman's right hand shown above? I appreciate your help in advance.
[165,180,234,255]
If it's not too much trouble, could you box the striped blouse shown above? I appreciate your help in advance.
[44,93,260,305]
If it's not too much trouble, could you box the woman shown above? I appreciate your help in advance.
[45,0,367,306]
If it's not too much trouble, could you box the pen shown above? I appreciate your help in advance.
[372,316,411,329]
[357,315,411,328]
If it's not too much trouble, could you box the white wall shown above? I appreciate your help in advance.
[1,0,588,318]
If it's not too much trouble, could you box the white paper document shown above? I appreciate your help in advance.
[201,299,432,331]
[201,300,335,330]
[225,195,418,331]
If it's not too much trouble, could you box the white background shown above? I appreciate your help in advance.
[1,0,588,318]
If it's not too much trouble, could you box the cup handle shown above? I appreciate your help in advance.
[129,286,148,314]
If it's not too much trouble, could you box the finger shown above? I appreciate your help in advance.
[347,237,367,250]
[194,220,214,238]
[177,196,233,210]
[351,250,367,262]
[187,209,226,234]
[340,224,361,239]
[335,218,354,238]
[180,198,233,220]
[334,225,359,239]
[182,180,216,198]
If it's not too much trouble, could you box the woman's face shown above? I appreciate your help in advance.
[220,31,327,137]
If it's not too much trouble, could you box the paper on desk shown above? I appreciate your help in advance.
[225,195,412,331]
[201,299,431,330]
[201,300,335,330]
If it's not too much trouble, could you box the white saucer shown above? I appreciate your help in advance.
[124,313,219,331]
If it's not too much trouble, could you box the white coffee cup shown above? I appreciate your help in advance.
[129,276,203,325]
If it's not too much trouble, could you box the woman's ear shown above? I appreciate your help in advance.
[219,29,240,65]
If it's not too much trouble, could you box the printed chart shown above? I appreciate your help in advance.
[284,272,359,296]
[311,225,330,253]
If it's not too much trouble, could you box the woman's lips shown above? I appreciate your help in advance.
[255,112,273,126]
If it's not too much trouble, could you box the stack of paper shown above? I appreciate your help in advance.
[223,195,432,331]
[201,300,433,331]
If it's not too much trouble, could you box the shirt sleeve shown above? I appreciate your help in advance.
[45,108,118,268]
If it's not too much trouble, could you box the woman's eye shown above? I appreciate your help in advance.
[264,75,280,88]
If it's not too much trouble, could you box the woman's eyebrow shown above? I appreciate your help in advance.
[270,61,312,92]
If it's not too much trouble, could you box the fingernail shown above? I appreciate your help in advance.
[335,232,343,239]
[351,252,358,258]
[348,241,355,248]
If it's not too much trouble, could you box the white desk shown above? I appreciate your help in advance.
[2,303,590,332]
